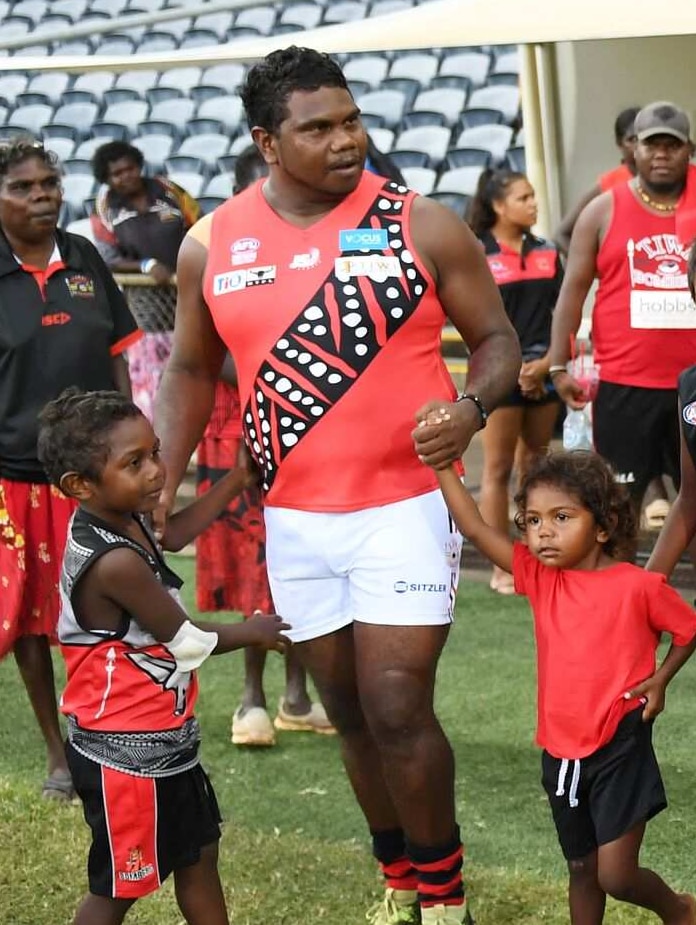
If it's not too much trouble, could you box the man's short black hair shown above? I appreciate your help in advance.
[614,106,641,143]
[240,46,349,134]
[38,387,144,486]
[91,141,145,185]
[233,144,268,194]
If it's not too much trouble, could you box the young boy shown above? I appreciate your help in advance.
[37,387,290,925]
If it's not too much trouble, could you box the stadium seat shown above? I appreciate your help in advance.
[165,170,204,198]
[204,172,234,198]
[44,136,75,162]
[198,195,225,215]
[114,71,160,98]
[458,107,504,129]
[165,154,205,176]
[487,73,519,87]
[444,147,492,169]
[185,117,225,136]
[322,1,368,23]
[358,89,407,129]
[52,40,94,56]
[401,166,436,195]
[0,76,28,105]
[104,88,142,106]
[146,87,184,106]
[131,133,174,172]
[217,154,237,174]
[137,119,177,138]
[380,77,420,109]
[431,75,473,93]
[72,72,115,102]
[9,104,54,137]
[74,137,118,160]
[26,74,70,106]
[90,122,129,140]
[94,36,137,57]
[149,98,196,134]
[0,105,9,127]
[439,52,490,88]
[394,125,451,166]
[179,29,219,49]
[368,126,395,153]
[401,111,448,130]
[137,33,179,53]
[196,96,244,134]
[428,190,469,215]
[101,101,150,136]
[235,5,276,33]
[203,64,246,91]
[370,0,414,13]
[42,123,78,142]
[60,90,99,107]
[225,26,262,42]
[11,43,51,57]
[155,18,193,42]
[158,67,203,96]
[389,53,438,85]
[1,16,32,39]
[504,146,526,172]
[61,173,96,217]
[50,102,97,140]
[91,0,127,12]
[52,0,88,15]
[178,133,230,169]
[16,93,53,108]
[279,2,322,29]
[360,113,387,130]
[229,134,256,156]
[12,0,48,23]
[412,88,467,126]
[389,149,430,168]
[455,124,514,164]
[127,0,163,9]
[468,86,520,124]
[347,80,370,101]
[61,157,92,175]
[344,55,389,89]
[492,50,520,75]
[436,166,483,196]
[193,12,234,38]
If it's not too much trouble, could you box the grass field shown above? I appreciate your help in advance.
[2,558,696,924]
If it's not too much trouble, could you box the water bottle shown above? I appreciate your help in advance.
[562,408,593,451]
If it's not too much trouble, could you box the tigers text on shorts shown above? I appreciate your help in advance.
[264,488,462,642]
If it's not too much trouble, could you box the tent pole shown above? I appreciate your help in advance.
[534,43,564,235]
[519,44,550,235]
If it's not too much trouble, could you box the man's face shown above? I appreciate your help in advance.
[105,156,143,198]
[261,86,368,199]
[634,134,691,192]
[0,156,62,243]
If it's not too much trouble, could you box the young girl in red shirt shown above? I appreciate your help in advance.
[433,444,696,925]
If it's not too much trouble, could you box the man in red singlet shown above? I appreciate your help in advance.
[548,101,696,546]
[554,106,640,255]
[155,47,521,925]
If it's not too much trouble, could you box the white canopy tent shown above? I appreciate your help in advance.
[1,0,695,230]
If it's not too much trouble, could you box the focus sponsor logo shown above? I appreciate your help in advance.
[339,228,389,251]
[213,270,247,295]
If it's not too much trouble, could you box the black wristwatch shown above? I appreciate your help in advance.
[456,392,488,429]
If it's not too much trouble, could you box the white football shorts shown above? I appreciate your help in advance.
[264,488,462,643]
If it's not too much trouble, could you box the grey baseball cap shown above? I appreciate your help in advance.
[634,101,691,144]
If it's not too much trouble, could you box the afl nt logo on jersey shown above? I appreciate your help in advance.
[683,401,696,426]
[230,237,260,266]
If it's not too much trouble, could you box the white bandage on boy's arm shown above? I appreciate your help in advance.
[166,620,218,671]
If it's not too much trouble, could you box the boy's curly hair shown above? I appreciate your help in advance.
[513,450,637,559]
[37,387,144,487]
[0,137,59,182]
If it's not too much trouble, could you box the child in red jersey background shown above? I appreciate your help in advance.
[432,444,696,925]
[37,388,290,925]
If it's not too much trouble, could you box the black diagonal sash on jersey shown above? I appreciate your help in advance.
[241,181,428,492]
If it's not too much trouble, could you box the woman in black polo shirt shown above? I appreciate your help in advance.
[0,139,140,799]
[468,168,563,594]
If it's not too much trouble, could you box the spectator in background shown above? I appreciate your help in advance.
[0,138,140,800]
[468,168,563,594]
[555,107,640,255]
[90,142,200,420]
[548,102,696,557]
[196,145,334,747]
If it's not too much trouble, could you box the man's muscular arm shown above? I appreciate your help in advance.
[410,197,521,468]
[153,229,226,535]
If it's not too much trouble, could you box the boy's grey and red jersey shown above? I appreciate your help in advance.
[59,507,201,777]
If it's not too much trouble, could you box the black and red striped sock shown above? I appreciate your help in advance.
[407,826,465,908]
[371,828,419,892]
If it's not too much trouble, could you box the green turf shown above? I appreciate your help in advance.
[1,557,695,924]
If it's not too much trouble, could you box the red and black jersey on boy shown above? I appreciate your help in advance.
[60,507,200,777]
[0,229,141,483]
[480,231,563,358]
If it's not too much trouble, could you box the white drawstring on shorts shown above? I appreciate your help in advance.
[555,757,581,808]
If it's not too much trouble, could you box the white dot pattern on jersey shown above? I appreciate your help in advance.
[242,181,428,491]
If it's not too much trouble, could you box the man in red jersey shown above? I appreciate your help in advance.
[548,101,696,549]
[155,47,520,925]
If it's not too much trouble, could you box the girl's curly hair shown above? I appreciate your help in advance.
[513,450,637,559]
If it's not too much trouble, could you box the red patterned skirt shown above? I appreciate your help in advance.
[0,480,76,659]
[195,383,272,615]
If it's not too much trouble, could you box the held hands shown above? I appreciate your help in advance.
[246,611,292,654]
[623,676,666,721]
[518,360,548,401]
[412,399,479,469]
[152,488,175,541]
[236,442,261,489]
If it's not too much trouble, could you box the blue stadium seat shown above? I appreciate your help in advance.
[72,72,115,102]
[177,133,230,170]
[436,166,483,196]
[93,35,137,57]
[455,124,514,164]
[235,5,276,34]
[389,149,430,168]
[444,147,492,169]
[196,95,243,135]
[401,166,436,195]
[204,172,234,198]
[132,133,174,172]
[389,53,438,85]
[100,101,150,136]
[412,88,467,125]
[394,125,451,166]
[164,170,204,198]
[428,191,469,215]
[51,101,98,140]
[61,157,92,175]
[358,89,407,129]
[468,86,520,124]
[194,12,234,38]
[368,127,395,153]
[198,194,225,215]
[0,76,28,105]
[322,1,368,23]
[344,55,389,89]
[114,70,160,98]
[44,136,75,162]
[279,2,322,29]
[9,103,54,136]
[61,173,96,216]
[158,67,203,96]
[458,107,504,129]
[439,52,490,88]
